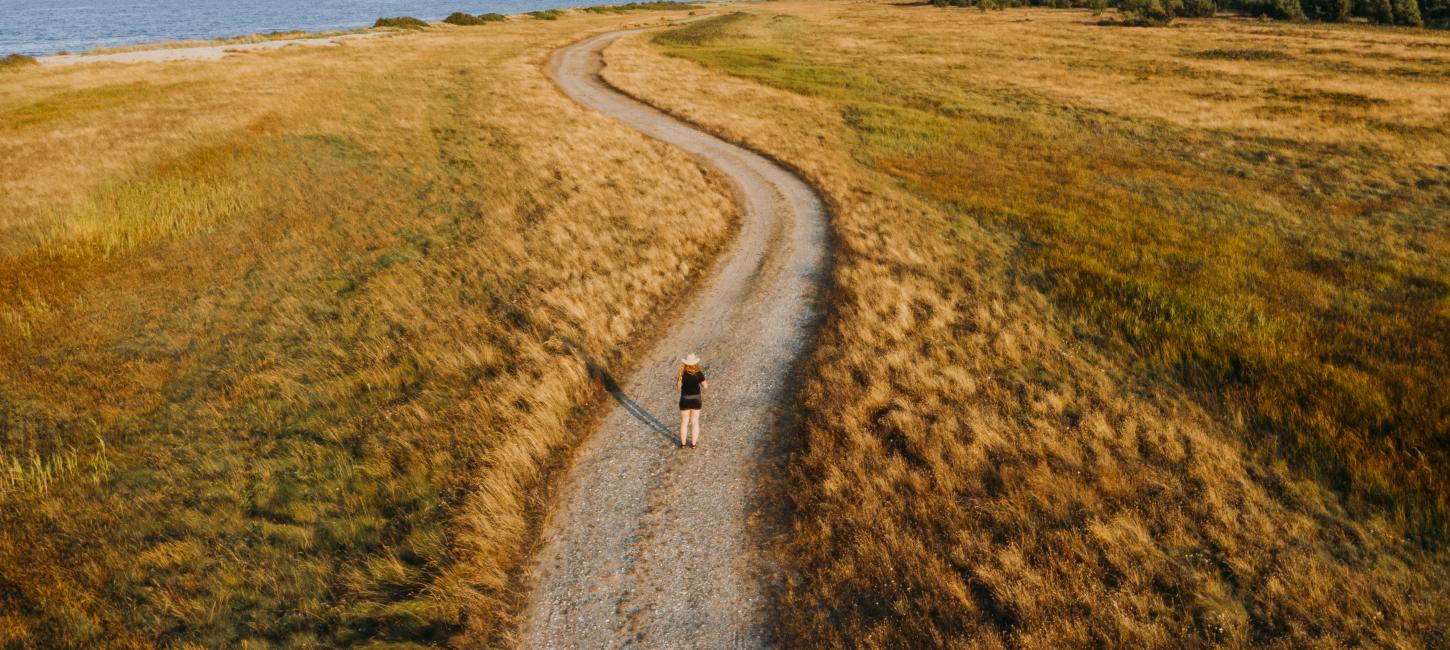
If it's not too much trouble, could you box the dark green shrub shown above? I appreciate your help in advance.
[374,16,429,29]
[443,12,483,25]
[1305,0,1355,20]
[1392,0,1425,23]
[528,9,564,20]
[1180,0,1216,16]
[1255,0,1307,19]
[1363,0,1396,21]
[478,12,507,22]
[1119,0,1180,24]
[0,53,38,69]
[1423,0,1450,26]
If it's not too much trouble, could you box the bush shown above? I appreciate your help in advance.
[929,0,1005,8]
[1119,0,1181,24]
[1305,0,1354,20]
[1275,0,1309,18]
[1363,0,1396,21]
[1180,0,1217,16]
[0,53,38,69]
[478,12,507,22]
[1392,0,1425,23]
[1231,0,1307,19]
[528,9,564,20]
[443,12,483,25]
[373,16,429,29]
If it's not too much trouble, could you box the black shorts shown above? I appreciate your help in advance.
[680,395,702,411]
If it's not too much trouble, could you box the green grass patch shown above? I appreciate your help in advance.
[654,15,876,100]
[527,9,565,20]
[1,82,191,129]
[581,2,702,13]
[44,179,242,257]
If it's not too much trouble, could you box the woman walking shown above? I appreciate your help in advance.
[677,353,707,448]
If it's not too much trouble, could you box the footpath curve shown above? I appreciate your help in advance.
[521,25,828,649]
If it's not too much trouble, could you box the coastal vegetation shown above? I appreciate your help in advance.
[0,53,37,69]
[373,16,430,29]
[444,12,486,25]
[607,2,1450,645]
[444,12,508,26]
[0,8,734,647]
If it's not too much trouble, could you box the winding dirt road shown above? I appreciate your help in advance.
[521,27,828,649]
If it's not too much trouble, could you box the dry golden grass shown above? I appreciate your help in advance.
[604,3,1450,646]
[0,10,735,647]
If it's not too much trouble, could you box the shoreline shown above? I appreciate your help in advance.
[37,32,391,65]
[13,0,706,61]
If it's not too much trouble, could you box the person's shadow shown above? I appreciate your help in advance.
[591,364,678,445]
[555,335,677,445]
[543,306,681,446]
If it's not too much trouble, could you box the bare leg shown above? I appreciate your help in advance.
[678,410,689,448]
[688,410,701,446]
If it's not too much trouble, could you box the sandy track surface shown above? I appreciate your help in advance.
[38,33,382,65]
[521,27,828,649]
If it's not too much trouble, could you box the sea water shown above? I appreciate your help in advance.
[1,0,678,56]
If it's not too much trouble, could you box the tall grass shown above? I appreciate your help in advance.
[44,178,243,258]
[655,1,1450,543]
[607,3,1450,645]
[0,8,735,647]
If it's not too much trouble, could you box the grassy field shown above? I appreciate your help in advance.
[604,3,1450,646]
[0,9,734,647]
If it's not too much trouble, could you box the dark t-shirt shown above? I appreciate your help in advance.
[680,369,705,396]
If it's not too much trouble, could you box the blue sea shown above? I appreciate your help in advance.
[0,0,670,56]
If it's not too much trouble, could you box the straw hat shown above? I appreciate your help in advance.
[682,353,700,365]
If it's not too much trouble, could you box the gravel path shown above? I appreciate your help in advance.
[521,27,828,649]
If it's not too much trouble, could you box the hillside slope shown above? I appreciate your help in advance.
[604,4,1450,646]
[0,10,733,647]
